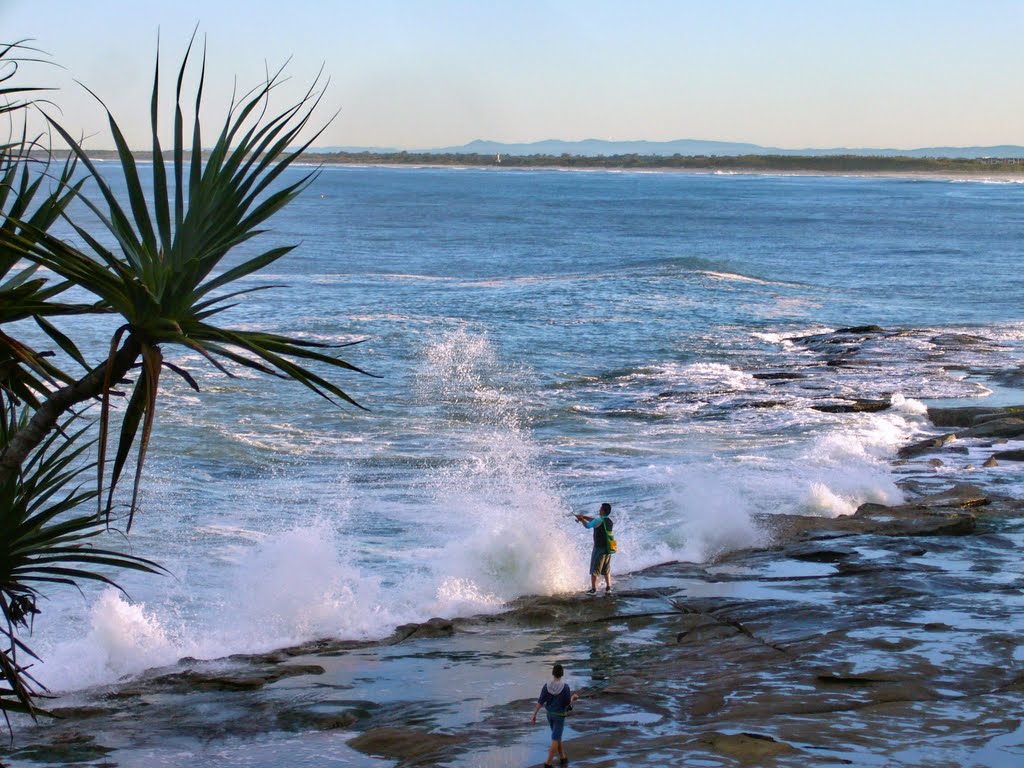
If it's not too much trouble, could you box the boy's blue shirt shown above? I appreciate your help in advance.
[538,683,573,716]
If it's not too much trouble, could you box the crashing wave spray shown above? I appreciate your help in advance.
[418,329,584,602]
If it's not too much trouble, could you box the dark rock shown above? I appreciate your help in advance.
[278,706,360,732]
[763,500,977,543]
[752,371,808,380]
[678,622,741,644]
[927,458,943,467]
[816,672,899,685]
[130,663,326,694]
[960,417,1024,439]
[1002,671,1024,691]
[812,399,891,414]
[514,606,560,624]
[689,690,726,716]
[694,731,799,763]
[392,617,456,641]
[863,636,920,652]
[993,450,1024,462]
[825,357,875,367]
[898,432,957,458]
[987,366,1024,388]
[785,544,853,562]
[983,455,999,468]
[6,734,114,763]
[929,333,994,347]
[788,326,881,347]
[835,325,884,334]
[929,405,1024,430]
[925,409,995,428]
[47,706,113,719]
[854,503,977,535]
[973,409,1024,426]
[348,727,458,761]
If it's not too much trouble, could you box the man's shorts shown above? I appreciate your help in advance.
[547,712,566,741]
[590,549,612,576]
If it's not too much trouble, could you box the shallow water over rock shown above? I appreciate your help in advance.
[4,476,1023,767]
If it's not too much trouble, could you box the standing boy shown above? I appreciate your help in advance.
[531,662,579,768]
[575,502,614,594]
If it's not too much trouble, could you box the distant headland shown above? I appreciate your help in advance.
[58,136,1024,175]
[312,137,1024,160]
[300,138,1024,173]
[63,150,1024,176]
[297,152,1024,176]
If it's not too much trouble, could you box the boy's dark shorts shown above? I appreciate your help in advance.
[590,550,612,576]
[547,712,566,741]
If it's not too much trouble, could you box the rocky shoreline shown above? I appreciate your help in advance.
[3,400,1023,766]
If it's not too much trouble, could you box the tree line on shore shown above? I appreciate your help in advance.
[54,149,1024,174]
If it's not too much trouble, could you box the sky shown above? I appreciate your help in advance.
[3,0,1024,151]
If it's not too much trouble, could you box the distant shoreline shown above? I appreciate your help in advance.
[64,149,1024,181]
[304,163,1024,183]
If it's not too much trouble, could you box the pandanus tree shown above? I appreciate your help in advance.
[0,36,367,723]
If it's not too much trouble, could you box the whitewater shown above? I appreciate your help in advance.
[23,166,1024,697]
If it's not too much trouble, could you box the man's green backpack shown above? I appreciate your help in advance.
[604,521,618,553]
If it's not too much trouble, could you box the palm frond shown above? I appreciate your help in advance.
[1,413,164,720]
[21,41,369,518]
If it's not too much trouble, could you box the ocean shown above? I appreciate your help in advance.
[19,166,1024,707]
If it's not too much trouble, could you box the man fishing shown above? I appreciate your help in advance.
[574,502,614,594]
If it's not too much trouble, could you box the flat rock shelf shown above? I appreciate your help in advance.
[4,470,1023,767]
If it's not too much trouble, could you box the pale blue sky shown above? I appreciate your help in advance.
[3,0,1023,150]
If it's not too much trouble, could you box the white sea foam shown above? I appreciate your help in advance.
[698,270,801,288]
[792,402,919,516]
[417,330,585,599]
[33,523,409,692]
[659,467,763,562]
[632,361,760,396]
[628,394,920,565]
[24,309,1007,700]
[751,327,834,346]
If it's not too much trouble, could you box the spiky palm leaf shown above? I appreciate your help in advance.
[1,37,369,524]
[0,411,164,721]
[0,43,98,415]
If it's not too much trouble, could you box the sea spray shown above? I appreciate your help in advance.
[795,396,925,515]
[632,395,927,563]
[32,328,588,695]
[417,329,585,599]
[32,590,181,692]
[658,466,763,562]
[32,523,406,692]
[18,169,1024,709]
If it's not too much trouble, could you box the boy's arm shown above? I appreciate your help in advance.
[574,514,593,524]
[583,516,604,529]
[530,700,543,722]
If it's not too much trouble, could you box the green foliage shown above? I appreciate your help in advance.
[0,34,369,726]
[0,412,163,720]
[0,43,96,414]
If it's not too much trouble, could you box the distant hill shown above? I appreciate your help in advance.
[307,145,400,154]
[312,138,1024,159]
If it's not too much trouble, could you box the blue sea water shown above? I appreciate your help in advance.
[24,166,1024,692]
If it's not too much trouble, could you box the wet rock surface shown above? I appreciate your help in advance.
[4,360,1024,767]
[4,475,1023,767]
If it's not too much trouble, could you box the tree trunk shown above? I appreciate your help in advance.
[0,334,141,481]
